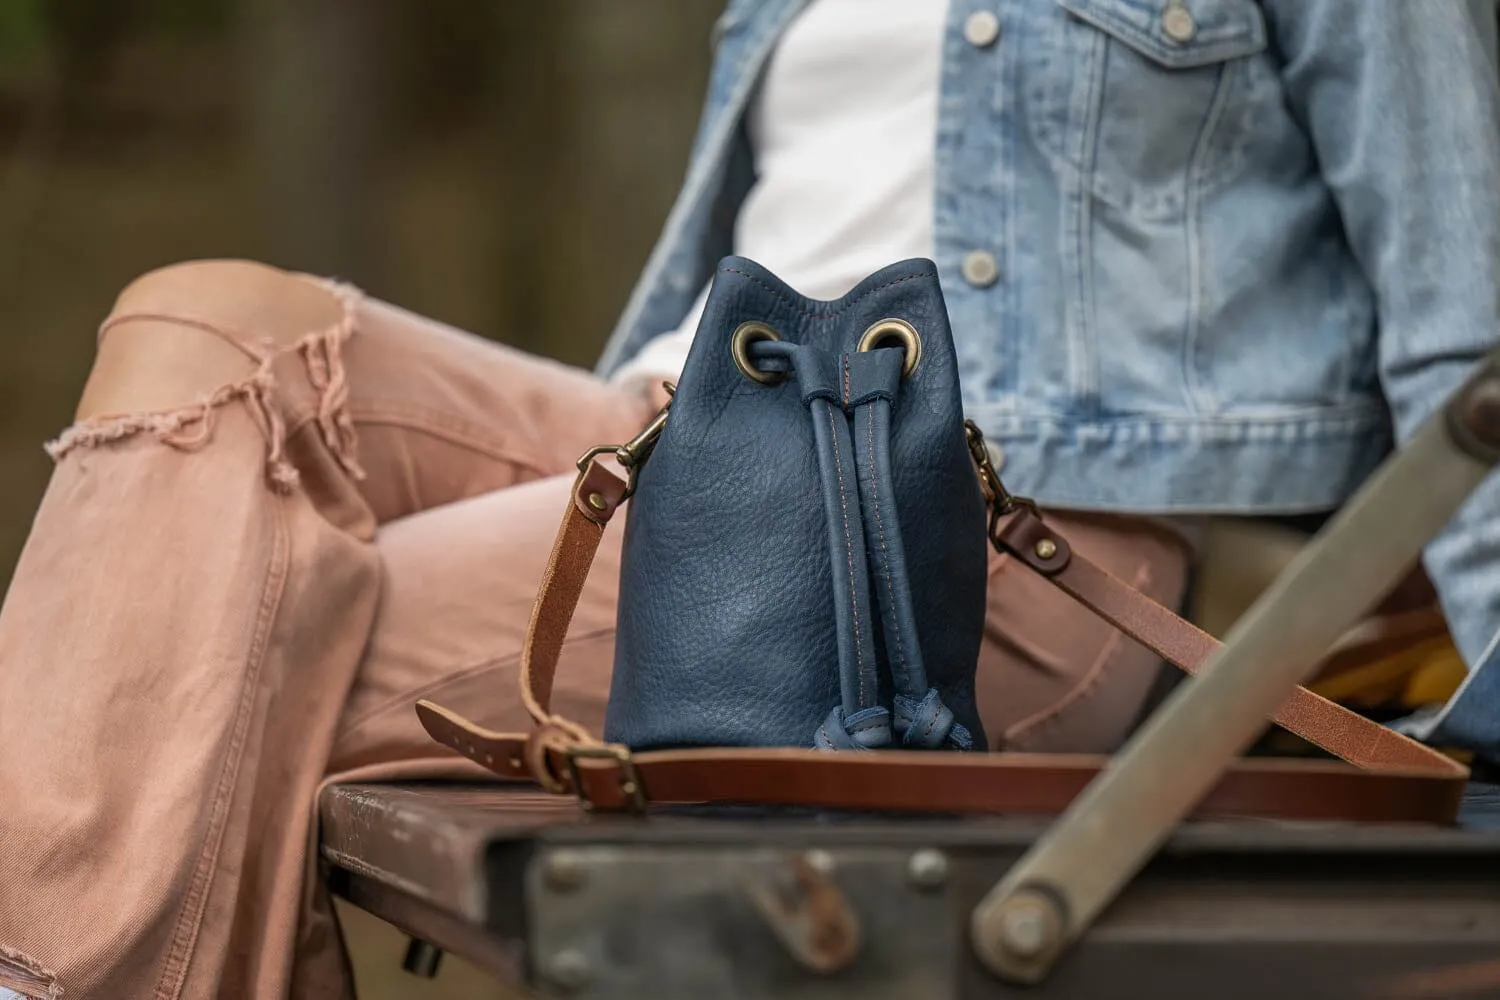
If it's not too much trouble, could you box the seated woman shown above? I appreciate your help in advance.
[3,2,1499,998]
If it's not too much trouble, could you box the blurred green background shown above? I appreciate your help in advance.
[0,0,720,588]
[0,1,719,996]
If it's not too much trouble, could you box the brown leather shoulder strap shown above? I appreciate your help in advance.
[516,461,628,736]
[992,510,1464,777]
[417,464,1467,824]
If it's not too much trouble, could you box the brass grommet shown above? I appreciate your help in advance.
[857,318,923,378]
[1034,538,1058,560]
[731,321,785,384]
[586,492,607,511]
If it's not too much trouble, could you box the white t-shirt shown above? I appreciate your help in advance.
[612,0,953,389]
[610,0,1206,555]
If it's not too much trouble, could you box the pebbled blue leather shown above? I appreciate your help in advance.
[604,256,989,752]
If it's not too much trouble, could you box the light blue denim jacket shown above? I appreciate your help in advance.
[596,0,1500,759]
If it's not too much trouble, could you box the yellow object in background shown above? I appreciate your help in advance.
[1309,635,1467,710]
[1256,634,1473,765]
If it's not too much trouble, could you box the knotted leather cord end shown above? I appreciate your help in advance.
[813,705,895,750]
[895,688,973,751]
[813,690,974,751]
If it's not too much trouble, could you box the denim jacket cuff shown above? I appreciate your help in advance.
[1395,626,1500,765]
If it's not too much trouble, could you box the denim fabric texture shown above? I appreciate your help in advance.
[597,0,1500,759]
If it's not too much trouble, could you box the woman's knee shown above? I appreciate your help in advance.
[76,259,346,420]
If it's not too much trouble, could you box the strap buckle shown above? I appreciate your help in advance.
[564,743,647,813]
[575,382,676,499]
[964,420,1040,537]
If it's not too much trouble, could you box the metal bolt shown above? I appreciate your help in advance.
[907,848,949,890]
[546,948,592,992]
[586,492,607,511]
[543,851,588,892]
[804,848,836,875]
[995,892,1063,961]
[1034,538,1058,560]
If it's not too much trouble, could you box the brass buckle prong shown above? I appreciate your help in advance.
[564,744,647,813]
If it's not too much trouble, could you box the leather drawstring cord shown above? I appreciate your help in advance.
[749,340,970,751]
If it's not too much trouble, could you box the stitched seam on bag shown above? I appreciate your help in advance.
[864,404,906,678]
[722,268,936,319]
[923,708,941,741]
[152,494,293,1000]
[826,403,866,708]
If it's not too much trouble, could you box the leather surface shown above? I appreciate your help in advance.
[412,463,1465,825]
[790,343,886,743]
[603,257,988,750]
[992,508,1467,777]
[417,700,1464,822]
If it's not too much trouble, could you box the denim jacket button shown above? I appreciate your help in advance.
[963,10,1001,48]
[1162,6,1197,43]
[961,250,1001,287]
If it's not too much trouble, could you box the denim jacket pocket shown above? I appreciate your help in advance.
[1031,0,1270,222]
[1058,0,1265,67]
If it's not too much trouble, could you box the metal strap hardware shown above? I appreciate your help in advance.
[574,381,675,499]
[565,744,647,814]
[416,354,1496,990]
[965,420,1040,533]
[971,350,1500,984]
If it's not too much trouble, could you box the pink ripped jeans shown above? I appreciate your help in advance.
[0,261,1188,999]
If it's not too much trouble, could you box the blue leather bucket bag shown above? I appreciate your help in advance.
[416,254,1467,826]
[603,256,990,753]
